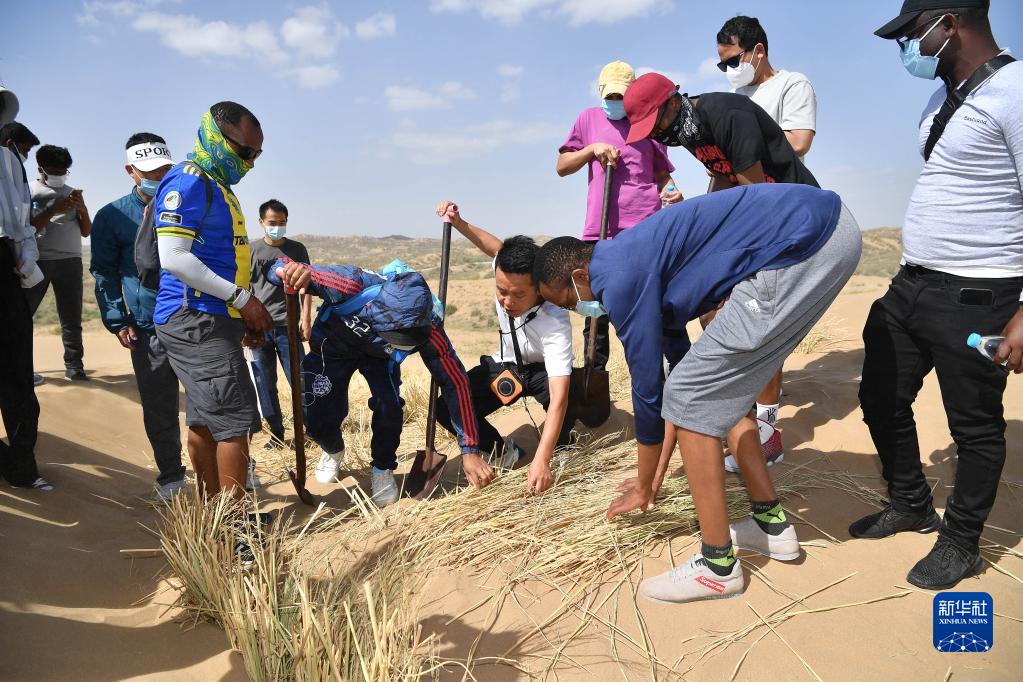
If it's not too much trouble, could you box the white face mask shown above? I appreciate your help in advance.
[44,173,67,189]
[725,51,762,89]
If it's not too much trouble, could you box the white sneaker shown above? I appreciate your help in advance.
[31,477,54,491]
[724,419,784,473]
[314,449,344,484]
[246,458,262,490]
[155,478,187,502]
[639,553,744,604]
[370,468,399,507]
[729,516,801,561]
[493,437,525,469]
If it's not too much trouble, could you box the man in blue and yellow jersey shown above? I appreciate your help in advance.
[153,101,273,502]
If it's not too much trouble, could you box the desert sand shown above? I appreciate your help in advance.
[2,275,1021,680]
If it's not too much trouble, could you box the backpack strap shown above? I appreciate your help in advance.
[184,161,215,238]
[319,282,384,322]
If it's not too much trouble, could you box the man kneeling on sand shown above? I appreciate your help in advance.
[435,200,578,495]
[271,260,493,506]
[535,183,862,604]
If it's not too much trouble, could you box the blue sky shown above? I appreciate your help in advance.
[2,1,1021,239]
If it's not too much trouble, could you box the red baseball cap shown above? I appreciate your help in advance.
[624,73,679,144]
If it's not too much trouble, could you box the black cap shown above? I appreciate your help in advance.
[378,326,431,350]
[875,0,989,39]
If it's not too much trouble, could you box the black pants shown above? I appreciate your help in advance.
[0,239,41,486]
[859,265,1022,550]
[25,257,85,371]
[436,356,578,458]
[581,315,610,372]
[130,328,185,485]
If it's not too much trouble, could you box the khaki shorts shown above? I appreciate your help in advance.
[155,307,259,441]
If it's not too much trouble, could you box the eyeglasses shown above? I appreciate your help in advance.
[716,50,747,72]
[221,130,262,162]
[895,13,958,51]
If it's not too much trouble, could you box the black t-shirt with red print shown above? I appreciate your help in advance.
[686,92,819,188]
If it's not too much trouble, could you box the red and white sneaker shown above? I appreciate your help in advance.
[724,418,784,474]
[639,553,744,604]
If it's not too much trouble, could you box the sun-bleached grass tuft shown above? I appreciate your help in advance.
[795,317,847,355]
[157,492,437,681]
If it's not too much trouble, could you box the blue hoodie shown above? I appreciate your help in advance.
[589,183,843,446]
[266,261,481,455]
[90,187,157,332]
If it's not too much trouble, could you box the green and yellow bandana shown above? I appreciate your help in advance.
[187,110,253,186]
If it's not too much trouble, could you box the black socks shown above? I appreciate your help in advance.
[701,541,737,576]
[751,498,790,536]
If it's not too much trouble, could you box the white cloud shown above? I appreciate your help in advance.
[430,0,666,25]
[126,5,341,88]
[290,64,341,89]
[355,12,396,39]
[388,119,562,164]
[384,81,476,112]
[500,84,521,102]
[281,5,348,59]
[497,64,525,78]
[635,66,689,89]
[75,0,172,26]
[132,13,288,63]
[698,56,722,79]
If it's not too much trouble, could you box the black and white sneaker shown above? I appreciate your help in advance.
[907,538,984,590]
[849,504,941,539]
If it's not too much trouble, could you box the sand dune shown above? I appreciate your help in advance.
[1,276,1020,680]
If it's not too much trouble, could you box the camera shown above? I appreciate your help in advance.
[490,368,523,405]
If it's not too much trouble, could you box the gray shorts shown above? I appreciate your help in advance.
[155,307,260,441]
[661,204,863,438]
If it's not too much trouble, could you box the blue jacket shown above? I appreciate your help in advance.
[590,183,843,446]
[267,261,481,455]
[90,187,156,332]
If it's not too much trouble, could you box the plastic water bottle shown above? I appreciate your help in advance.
[661,184,676,207]
[967,333,1008,366]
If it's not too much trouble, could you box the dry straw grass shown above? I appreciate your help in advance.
[795,317,847,355]
[157,493,439,681]
[157,442,969,679]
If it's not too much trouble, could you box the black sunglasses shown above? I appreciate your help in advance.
[222,130,262,162]
[716,50,747,72]
[895,13,958,51]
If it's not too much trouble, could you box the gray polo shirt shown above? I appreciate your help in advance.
[30,180,83,260]
[250,236,311,325]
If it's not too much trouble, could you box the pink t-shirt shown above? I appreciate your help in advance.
[560,107,674,240]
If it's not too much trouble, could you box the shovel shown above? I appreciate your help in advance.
[402,221,453,500]
[571,163,613,427]
[284,286,316,505]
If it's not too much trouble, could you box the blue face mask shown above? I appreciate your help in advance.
[139,178,161,197]
[265,225,286,240]
[900,16,950,80]
[602,98,627,121]
[572,276,606,318]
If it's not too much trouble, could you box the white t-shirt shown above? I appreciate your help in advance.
[735,70,817,133]
[902,54,1023,287]
[491,300,574,378]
